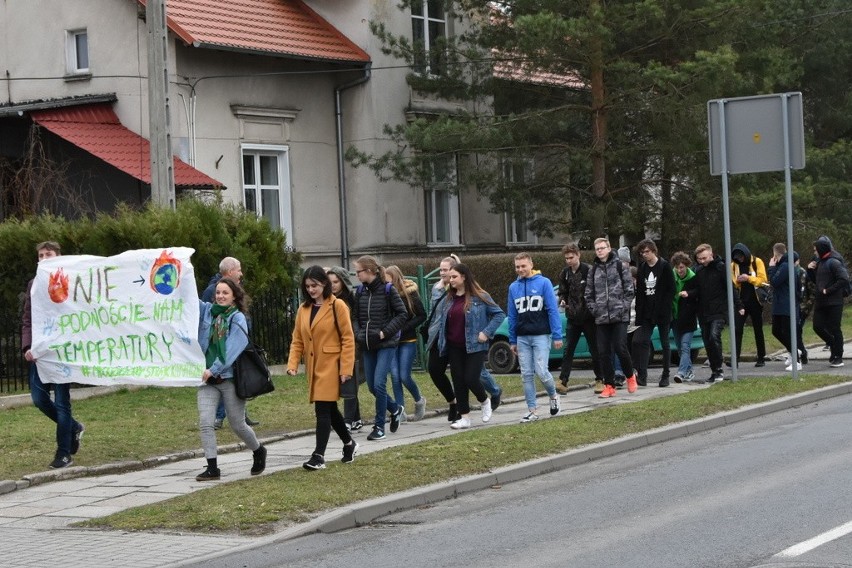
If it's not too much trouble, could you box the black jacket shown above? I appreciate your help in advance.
[693,255,743,322]
[807,236,849,308]
[558,263,593,323]
[635,258,676,325]
[351,277,408,351]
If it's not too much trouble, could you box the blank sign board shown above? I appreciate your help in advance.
[708,93,805,175]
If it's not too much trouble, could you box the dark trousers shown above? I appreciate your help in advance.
[560,317,602,381]
[446,345,487,415]
[314,400,352,456]
[343,357,363,423]
[428,343,456,403]
[701,318,725,373]
[772,314,806,358]
[813,304,844,360]
[596,322,633,386]
[631,321,671,382]
[735,296,766,360]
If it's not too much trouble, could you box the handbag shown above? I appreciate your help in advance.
[756,283,773,306]
[231,323,275,400]
[331,299,358,400]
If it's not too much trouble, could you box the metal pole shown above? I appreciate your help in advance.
[717,100,739,381]
[146,0,175,208]
[781,94,799,379]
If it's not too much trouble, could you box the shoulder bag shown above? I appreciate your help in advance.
[231,322,275,400]
[331,299,358,400]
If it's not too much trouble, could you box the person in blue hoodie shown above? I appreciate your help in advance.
[508,253,563,422]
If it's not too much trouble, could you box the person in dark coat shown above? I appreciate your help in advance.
[806,236,849,367]
[768,250,806,370]
[670,251,699,383]
[731,243,768,367]
[632,239,676,387]
[691,243,743,383]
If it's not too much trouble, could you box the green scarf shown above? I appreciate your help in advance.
[206,304,238,369]
[672,267,695,320]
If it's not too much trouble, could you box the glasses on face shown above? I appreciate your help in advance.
[594,246,608,251]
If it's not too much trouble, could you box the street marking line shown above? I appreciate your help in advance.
[775,519,852,557]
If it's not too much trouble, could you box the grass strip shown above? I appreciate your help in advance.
[82,373,850,534]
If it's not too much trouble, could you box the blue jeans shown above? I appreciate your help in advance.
[29,363,80,457]
[516,335,556,410]
[480,365,501,396]
[390,342,422,409]
[362,347,399,430]
[673,325,695,376]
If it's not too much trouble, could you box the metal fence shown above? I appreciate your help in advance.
[0,289,299,394]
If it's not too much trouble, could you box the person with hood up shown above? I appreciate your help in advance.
[692,243,744,383]
[584,238,638,398]
[508,253,563,422]
[731,243,768,367]
[807,236,849,367]
[671,251,699,383]
[768,250,807,371]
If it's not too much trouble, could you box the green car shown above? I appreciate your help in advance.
[486,296,704,374]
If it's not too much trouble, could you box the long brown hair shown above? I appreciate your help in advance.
[449,263,495,311]
[354,255,386,283]
[217,277,251,313]
[385,265,413,313]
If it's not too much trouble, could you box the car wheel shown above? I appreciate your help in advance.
[488,340,517,374]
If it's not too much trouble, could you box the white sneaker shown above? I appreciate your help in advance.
[549,395,561,416]
[519,411,539,423]
[481,397,492,422]
[783,353,791,366]
[450,416,471,429]
[785,361,803,371]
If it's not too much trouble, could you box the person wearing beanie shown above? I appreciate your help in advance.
[806,236,849,367]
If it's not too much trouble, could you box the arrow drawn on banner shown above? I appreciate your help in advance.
[134,276,145,286]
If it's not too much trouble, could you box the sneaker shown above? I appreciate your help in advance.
[213,418,224,430]
[71,423,85,455]
[598,385,616,398]
[659,375,670,388]
[593,379,605,393]
[251,445,267,475]
[49,454,74,469]
[389,406,403,433]
[549,396,560,416]
[451,416,471,429]
[754,359,766,368]
[303,453,326,471]
[350,419,364,432]
[367,426,386,441]
[344,420,353,433]
[447,403,459,422]
[491,390,502,411]
[414,397,427,421]
[783,353,792,366]
[801,352,809,365]
[613,375,625,389]
[625,375,638,394]
[685,370,696,383]
[830,358,844,368]
[195,466,220,481]
[672,373,684,384]
[785,361,803,371]
[708,371,724,383]
[342,441,359,464]
[481,397,492,422]
[519,412,539,423]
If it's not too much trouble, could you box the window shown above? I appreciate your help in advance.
[424,155,460,245]
[241,145,293,240]
[411,0,447,75]
[502,160,535,244]
[66,29,89,75]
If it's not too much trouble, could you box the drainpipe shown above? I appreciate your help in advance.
[334,64,371,268]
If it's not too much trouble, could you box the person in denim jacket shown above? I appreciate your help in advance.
[435,264,505,430]
[195,277,266,481]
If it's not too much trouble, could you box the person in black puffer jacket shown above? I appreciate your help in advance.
[806,236,849,367]
[351,255,409,441]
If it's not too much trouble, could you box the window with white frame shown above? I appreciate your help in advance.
[502,160,535,244]
[411,0,447,75]
[65,29,89,75]
[241,145,293,240]
[424,155,460,245]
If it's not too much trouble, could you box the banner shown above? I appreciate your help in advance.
[30,248,205,387]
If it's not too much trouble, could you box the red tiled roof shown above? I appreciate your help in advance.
[30,103,225,189]
[139,0,370,63]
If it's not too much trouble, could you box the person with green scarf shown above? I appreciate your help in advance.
[671,252,699,383]
[195,277,266,481]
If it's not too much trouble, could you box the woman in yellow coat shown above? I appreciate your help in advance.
[287,266,358,470]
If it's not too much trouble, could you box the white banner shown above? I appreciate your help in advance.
[30,248,205,387]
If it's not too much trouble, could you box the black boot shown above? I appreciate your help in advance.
[196,458,220,481]
[251,445,267,476]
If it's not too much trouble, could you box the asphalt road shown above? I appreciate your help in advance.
[188,392,852,568]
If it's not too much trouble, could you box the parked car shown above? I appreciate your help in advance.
[486,289,704,374]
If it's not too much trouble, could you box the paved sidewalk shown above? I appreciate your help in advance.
[0,346,848,568]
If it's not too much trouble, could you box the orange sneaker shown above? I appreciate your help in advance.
[598,385,616,398]
[626,375,638,393]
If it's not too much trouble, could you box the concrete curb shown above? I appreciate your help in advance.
[280,381,852,538]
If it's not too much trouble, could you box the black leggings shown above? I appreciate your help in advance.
[314,401,352,456]
[446,345,487,415]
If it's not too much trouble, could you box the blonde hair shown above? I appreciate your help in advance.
[354,255,386,282]
[385,265,414,312]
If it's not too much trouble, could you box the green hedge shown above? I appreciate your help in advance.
[0,198,301,311]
